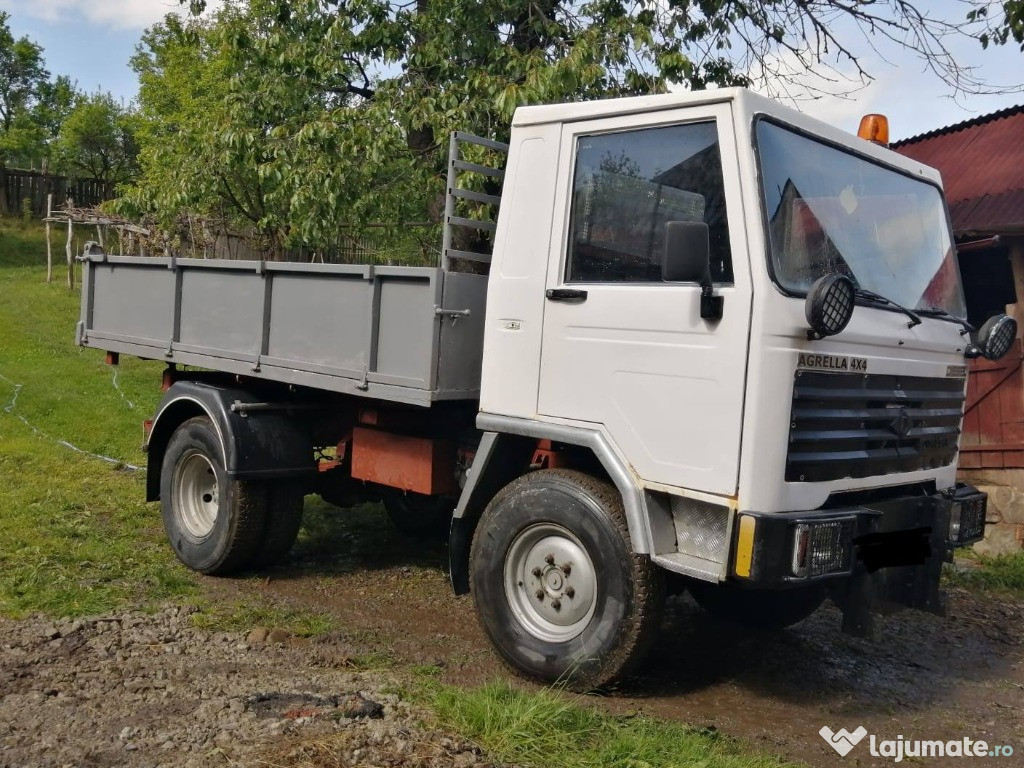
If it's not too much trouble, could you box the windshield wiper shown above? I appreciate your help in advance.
[854,287,922,328]
[917,307,974,336]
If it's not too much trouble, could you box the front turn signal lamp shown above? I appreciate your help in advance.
[857,114,889,146]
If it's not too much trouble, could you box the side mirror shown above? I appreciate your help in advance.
[663,221,722,321]
[971,314,1018,360]
[663,221,710,283]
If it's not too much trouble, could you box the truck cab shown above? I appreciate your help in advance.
[454,88,1011,684]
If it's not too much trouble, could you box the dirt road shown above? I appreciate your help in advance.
[216,501,1024,768]
[0,605,497,768]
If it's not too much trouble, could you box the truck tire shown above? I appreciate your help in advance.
[160,416,267,575]
[250,484,305,568]
[382,490,453,539]
[688,580,826,629]
[469,469,664,691]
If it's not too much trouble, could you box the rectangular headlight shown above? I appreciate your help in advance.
[791,518,856,578]
[950,495,986,543]
[963,497,986,541]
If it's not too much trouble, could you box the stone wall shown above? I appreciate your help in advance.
[958,469,1024,556]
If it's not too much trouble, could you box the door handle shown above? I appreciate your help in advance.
[546,288,588,302]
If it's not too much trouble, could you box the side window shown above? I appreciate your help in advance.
[566,121,733,284]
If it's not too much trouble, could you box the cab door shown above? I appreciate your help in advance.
[536,104,752,496]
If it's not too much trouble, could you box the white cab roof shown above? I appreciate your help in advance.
[511,87,942,186]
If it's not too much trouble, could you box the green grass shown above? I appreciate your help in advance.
[0,218,196,617]
[190,596,336,637]
[947,551,1024,594]
[420,681,799,768]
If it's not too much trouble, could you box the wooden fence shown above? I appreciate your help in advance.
[1,168,107,216]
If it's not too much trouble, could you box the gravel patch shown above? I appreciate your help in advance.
[0,606,497,768]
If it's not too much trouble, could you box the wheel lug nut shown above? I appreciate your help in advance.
[531,567,542,578]
[535,590,545,601]
[561,563,572,575]
[566,587,575,599]
[545,554,555,565]
[551,599,561,611]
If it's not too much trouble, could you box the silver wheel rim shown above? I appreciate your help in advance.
[173,451,219,539]
[504,523,598,643]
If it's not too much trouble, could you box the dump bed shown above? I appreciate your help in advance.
[77,253,487,406]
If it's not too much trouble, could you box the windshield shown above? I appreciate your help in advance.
[756,119,967,318]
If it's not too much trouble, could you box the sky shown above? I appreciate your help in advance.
[1,0,1022,142]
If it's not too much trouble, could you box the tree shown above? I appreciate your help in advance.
[127,0,1020,257]
[0,10,50,211]
[32,75,77,171]
[121,11,271,244]
[123,3,417,255]
[0,10,48,165]
[55,92,139,193]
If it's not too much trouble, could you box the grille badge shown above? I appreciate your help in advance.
[889,407,912,440]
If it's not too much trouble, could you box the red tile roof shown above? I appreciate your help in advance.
[892,105,1024,237]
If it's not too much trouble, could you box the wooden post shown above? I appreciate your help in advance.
[187,214,197,258]
[66,217,74,289]
[1009,242,1024,333]
[45,194,52,283]
[96,223,104,249]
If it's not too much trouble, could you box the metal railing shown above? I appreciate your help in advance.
[441,131,509,271]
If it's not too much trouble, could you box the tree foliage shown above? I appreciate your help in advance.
[54,92,139,191]
[970,1,1024,49]
[0,10,49,167]
[32,76,77,166]
[120,0,1023,257]
[0,13,114,178]
[123,2,436,254]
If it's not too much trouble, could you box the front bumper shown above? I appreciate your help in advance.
[731,483,987,634]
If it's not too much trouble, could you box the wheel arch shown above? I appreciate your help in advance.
[448,414,670,594]
[146,381,315,503]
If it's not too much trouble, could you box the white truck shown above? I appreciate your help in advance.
[77,88,1016,690]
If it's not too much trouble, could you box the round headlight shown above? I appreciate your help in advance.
[978,314,1017,360]
[805,274,855,340]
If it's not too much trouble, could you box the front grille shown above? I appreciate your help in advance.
[786,371,965,482]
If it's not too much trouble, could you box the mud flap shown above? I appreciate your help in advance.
[836,530,949,637]
[449,517,472,595]
[146,381,315,502]
[876,553,948,616]
[836,559,876,637]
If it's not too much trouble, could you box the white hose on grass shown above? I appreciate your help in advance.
[110,367,136,410]
[0,370,141,472]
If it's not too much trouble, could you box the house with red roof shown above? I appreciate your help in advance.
[895,105,1024,554]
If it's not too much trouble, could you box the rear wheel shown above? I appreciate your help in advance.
[688,581,826,629]
[250,484,305,568]
[470,469,664,691]
[160,416,267,575]
[382,490,453,539]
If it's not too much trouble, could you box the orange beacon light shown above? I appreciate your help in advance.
[857,114,890,146]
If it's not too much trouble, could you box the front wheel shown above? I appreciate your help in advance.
[160,416,267,575]
[470,469,664,691]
